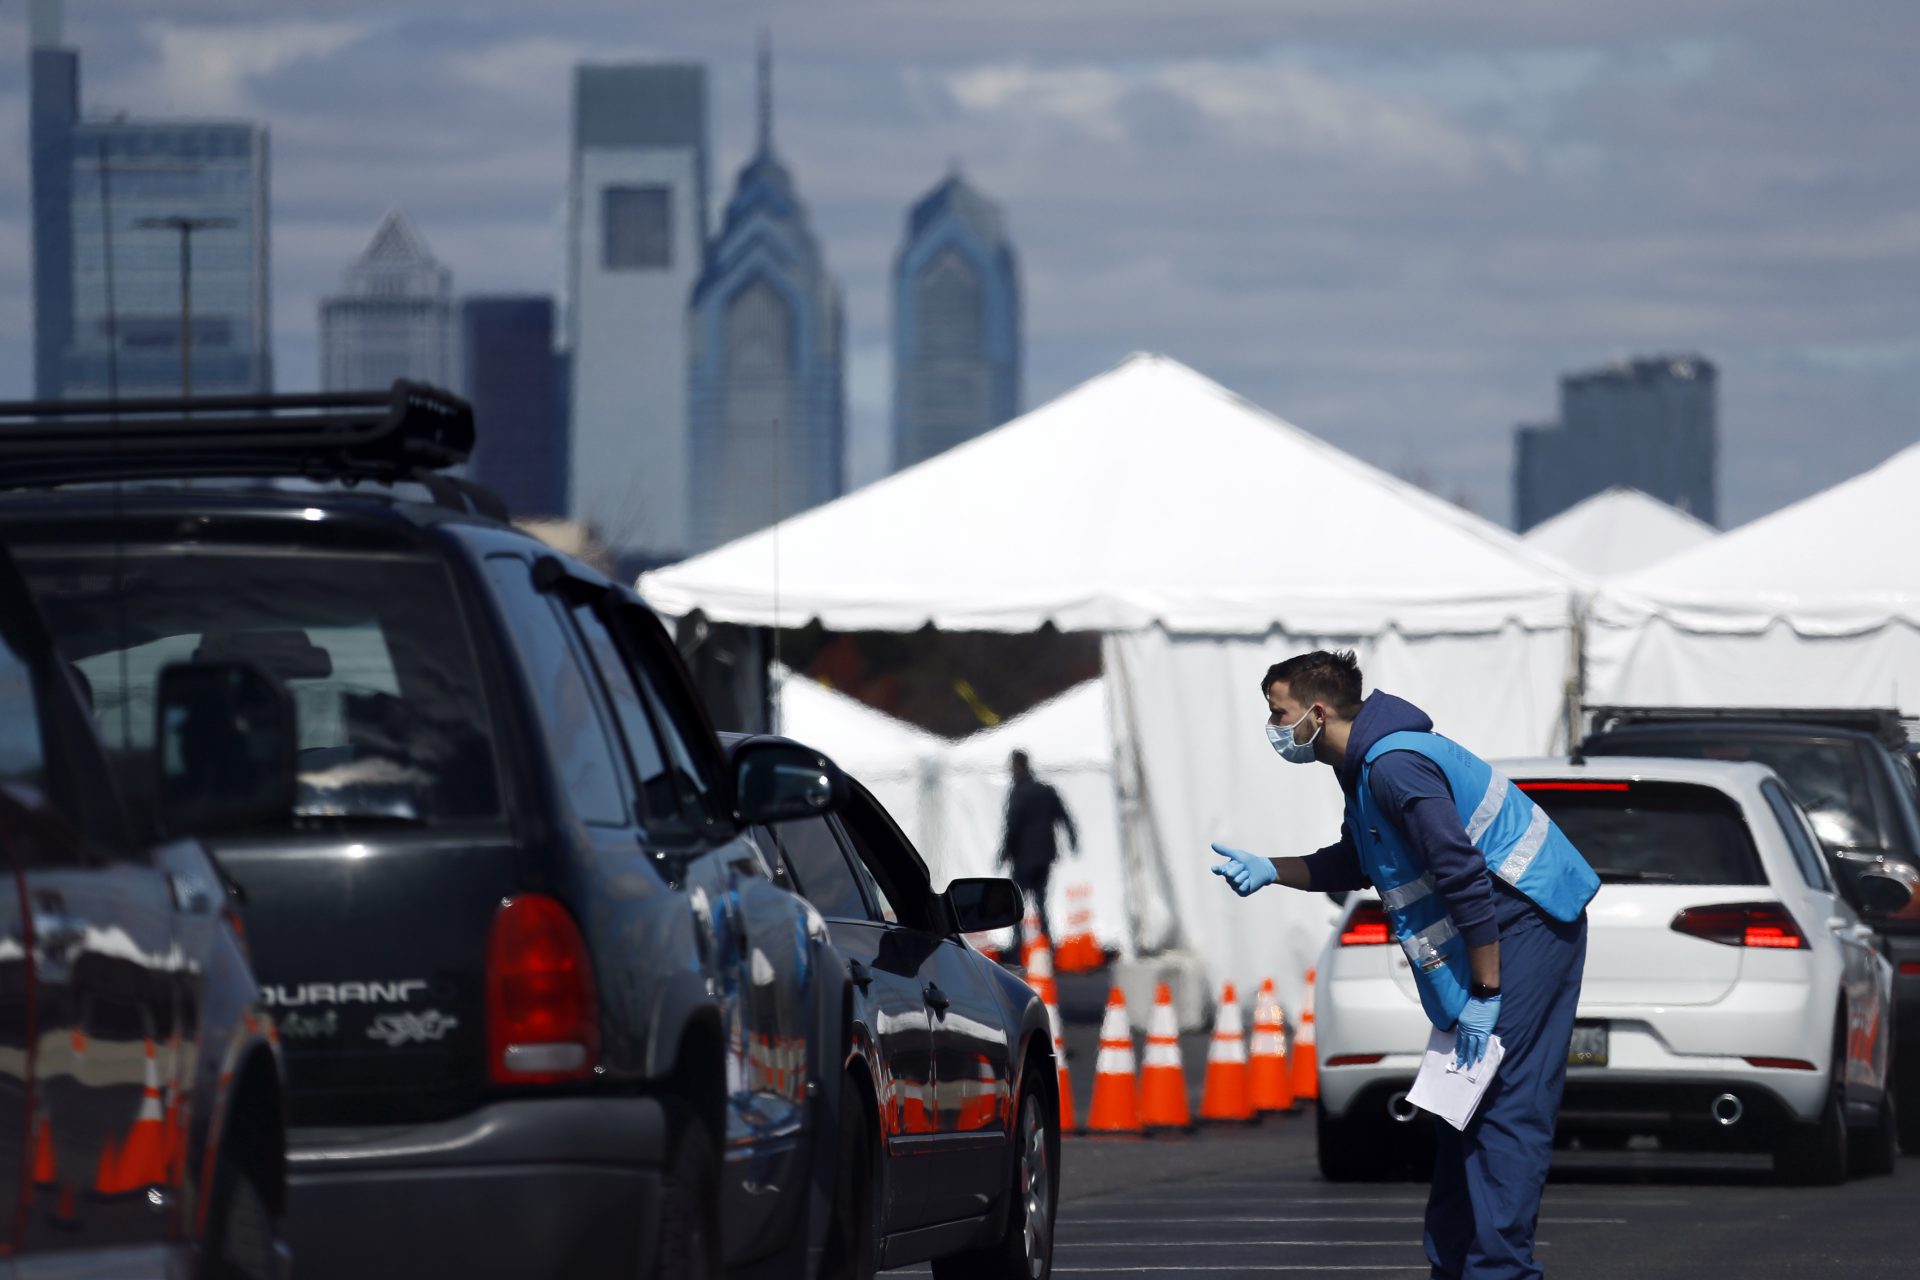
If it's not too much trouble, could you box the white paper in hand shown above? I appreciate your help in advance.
[1405,1027,1504,1131]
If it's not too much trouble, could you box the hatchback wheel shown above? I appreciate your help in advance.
[932,1081,1056,1280]
[1850,1087,1899,1178]
[1774,1061,1848,1186]
[1317,1106,1389,1182]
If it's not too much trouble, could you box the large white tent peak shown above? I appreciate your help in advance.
[641,352,1579,635]
[1595,442,1920,636]
[1522,487,1717,579]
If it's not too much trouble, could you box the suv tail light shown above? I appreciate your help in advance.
[486,895,599,1085]
[1339,901,1393,946]
[1670,903,1807,950]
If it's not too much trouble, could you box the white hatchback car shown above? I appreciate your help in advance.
[1314,756,1905,1184]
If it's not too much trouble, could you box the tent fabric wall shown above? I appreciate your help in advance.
[1104,623,1571,1018]
[1586,443,1920,712]
[938,681,1133,956]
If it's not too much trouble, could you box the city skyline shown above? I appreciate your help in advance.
[4,3,1917,529]
[320,208,451,392]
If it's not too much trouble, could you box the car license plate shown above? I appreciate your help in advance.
[1568,1021,1608,1067]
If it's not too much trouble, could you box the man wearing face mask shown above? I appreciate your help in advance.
[1210,649,1596,1280]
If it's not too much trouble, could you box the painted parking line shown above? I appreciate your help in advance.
[1062,1216,1627,1226]
[1053,1267,1427,1274]
[1059,1239,1436,1248]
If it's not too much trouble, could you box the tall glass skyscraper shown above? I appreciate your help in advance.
[687,42,845,554]
[892,169,1021,471]
[320,211,452,391]
[462,295,565,519]
[30,0,271,400]
[567,62,709,558]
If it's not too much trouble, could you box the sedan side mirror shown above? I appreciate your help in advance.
[1856,860,1920,916]
[733,740,847,825]
[944,877,1023,934]
[155,660,297,838]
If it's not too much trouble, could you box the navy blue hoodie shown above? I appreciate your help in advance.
[1298,690,1527,948]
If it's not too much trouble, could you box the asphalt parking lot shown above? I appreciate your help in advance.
[887,967,1919,1277]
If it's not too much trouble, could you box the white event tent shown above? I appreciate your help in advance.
[1587,443,1920,713]
[941,679,1131,956]
[643,354,1581,1010]
[1522,487,1717,579]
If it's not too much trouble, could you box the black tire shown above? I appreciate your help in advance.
[820,1076,880,1280]
[201,1158,280,1280]
[656,1112,723,1280]
[930,1080,1057,1280]
[1579,1131,1632,1152]
[1316,1105,1389,1182]
[1850,1087,1899,1178]
[1775,1068,1848,1186]
[1896,1063,1920,1155]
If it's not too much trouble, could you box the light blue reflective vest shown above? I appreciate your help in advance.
[1347,730,1600,1030]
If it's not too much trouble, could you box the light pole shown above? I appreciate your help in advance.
[135,214,235,397]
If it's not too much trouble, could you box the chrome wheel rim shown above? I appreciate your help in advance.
[1018,1093,1052,1276]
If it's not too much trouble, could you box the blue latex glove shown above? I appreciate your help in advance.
[1210,843,1279,897]
[1453,994,1501,1070]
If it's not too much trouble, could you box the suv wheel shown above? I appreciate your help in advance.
[1850,1087,1899,1178]
[821,1076,879,1280]
[656,1110,722,1280]
[932,1076,1057,1280]
[201,1157,280,1280]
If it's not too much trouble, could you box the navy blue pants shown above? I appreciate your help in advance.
[1425,892,1588,1280]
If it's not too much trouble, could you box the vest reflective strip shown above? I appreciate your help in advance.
[1399,917,1459,971]
[1497,805,1553,884]
[1380,873,1436,913]
[1465,774,1508,844]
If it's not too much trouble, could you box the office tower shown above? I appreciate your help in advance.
[892,168,1021,471]
[320,211,452,391]
[687,42,845,553]
[1511,355,1718,531]
[31,0,272,400]
[461,296,565,518]
[566,62,709,557]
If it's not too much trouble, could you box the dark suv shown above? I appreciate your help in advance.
[0,385,849,1279]
[1583,706,1920,1151]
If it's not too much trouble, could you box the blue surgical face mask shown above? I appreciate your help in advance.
[1266,710,1322,765]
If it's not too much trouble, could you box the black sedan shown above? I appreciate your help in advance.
[730,735,1060,1280]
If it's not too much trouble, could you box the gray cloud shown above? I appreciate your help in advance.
[1,1,1915,526]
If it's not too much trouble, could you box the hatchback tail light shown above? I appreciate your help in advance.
[486,894,599,1085]
[1670,902,1807,950]
[1339,901,1393,946]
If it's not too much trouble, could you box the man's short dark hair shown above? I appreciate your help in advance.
[1262,650,1363,716]
[1010,750,1030,774]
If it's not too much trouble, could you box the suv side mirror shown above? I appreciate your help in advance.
[733,740,847,825]
[943,878,1023,934]
[1856,860,1919,916]
[155,660,297,838]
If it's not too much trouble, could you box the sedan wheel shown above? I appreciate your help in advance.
[932,1080,1057,1280]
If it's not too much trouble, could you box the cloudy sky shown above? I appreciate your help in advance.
[3,0,1916,526]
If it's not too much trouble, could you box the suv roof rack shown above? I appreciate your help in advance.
[1583,704,1909,752]
[0,380,476,494]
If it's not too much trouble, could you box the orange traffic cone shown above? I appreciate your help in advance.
[1292,967,1319,1103]
[1018,894,1047,970]
[1199,982,1255,1123]
[1139,982,1193,1131]
[967,933,1004,964]
[97,1038,168,1195]
[1249,978,1295,1113]
[1055,882,1103,974]
[31,1107,56,1186]
[1085,987,1143,1136]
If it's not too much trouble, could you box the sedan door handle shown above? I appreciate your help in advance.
[923,982,950,1013]
[848,959,873,991]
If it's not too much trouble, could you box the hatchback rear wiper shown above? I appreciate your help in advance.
[1593,868,1677,882]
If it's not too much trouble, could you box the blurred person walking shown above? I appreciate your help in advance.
[1000,749,1078,942]
[1209,650,1597,1280]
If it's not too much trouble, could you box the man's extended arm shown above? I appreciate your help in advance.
[1213,824,1367,894]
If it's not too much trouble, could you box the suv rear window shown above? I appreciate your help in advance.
[1584,733,1883,852]
[20,547,500,829]
[1516,780,1765,886]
